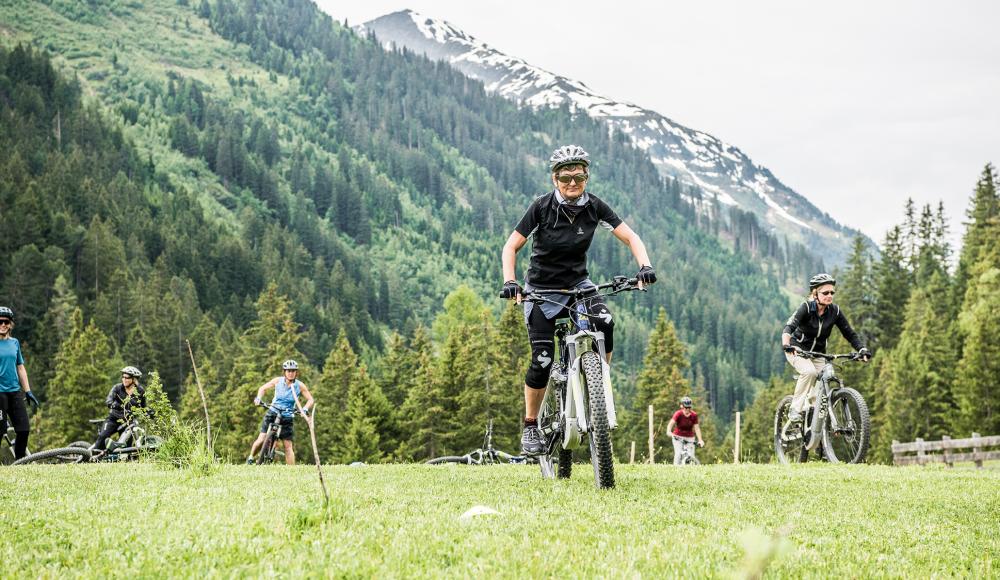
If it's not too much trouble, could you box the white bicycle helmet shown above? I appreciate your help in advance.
[282,359,299,371]
[549,145,590,172]
[121,366,142,378]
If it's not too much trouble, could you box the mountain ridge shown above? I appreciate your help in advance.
[358,9,866,265]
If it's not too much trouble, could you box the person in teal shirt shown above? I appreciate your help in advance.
[0,306,39,460]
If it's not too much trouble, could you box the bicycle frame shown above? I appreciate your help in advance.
[673,435,700,464]
[529,277,642,481]
[798,352,856,452]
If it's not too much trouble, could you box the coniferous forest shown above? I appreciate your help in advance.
[2,0,997,463]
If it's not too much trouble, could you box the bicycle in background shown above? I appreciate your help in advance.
[775,350,870,464]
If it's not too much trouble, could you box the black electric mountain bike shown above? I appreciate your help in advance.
[12,416,161,465]
[253,402,304,465]
[774,350,871,464]
[525,276,644,489]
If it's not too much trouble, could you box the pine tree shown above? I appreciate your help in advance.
[491,302,529,453]
[215,284,307,461]
[398,326,448,460]
[26,273,77,400]
[954,164,999,309]
[879,271,956,455]
[37,309,115,447]
[872,226,912,351]
[628,308,715,462]
[737,376,788,463]
[952,216,1000,435]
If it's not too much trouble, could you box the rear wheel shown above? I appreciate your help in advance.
[12,447,92,465]
[774,395,808,464]
[538,372,566,479]
[822,387,871,464]
[582,351,614,488]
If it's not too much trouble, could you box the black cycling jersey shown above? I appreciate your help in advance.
[105,383,147,420]
[783,300,863,353]
[515,191,623,289]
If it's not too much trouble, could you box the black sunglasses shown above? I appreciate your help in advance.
[820,290,836,296]
[556,174,589,184]
[0,319,11,325]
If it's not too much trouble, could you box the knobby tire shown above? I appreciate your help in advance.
[582,351,613,488]
[822,387,871,464]
[12,446,92,465]
[774,395,808,464]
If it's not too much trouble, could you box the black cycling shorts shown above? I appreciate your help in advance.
[260,411,294,440]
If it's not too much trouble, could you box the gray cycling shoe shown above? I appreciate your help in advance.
[521,426,546,456]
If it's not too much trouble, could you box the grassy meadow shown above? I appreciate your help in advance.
[1,462,997,578]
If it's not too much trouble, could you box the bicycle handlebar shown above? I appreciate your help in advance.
[256,402,304,416]
[518,276,644,307]
[793,350,866,361]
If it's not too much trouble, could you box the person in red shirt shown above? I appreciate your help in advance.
[666,396,704,465]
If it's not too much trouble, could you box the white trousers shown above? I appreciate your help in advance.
[785,353,826,415]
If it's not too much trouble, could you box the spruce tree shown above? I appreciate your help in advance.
[953,217,1000,435]
[398,326,448,460]
[37,309,115,447]
[880,271,956,454]
[491,302,529,453]
[216,284,308,461]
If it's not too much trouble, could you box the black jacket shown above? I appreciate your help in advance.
[106,383,147,420]
[783,300,864,353]
[514,191,623,289]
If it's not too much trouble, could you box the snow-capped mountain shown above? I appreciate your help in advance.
[357,10,863,264]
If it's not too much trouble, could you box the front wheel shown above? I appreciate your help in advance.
[257,433,276,465]
[426,455,472,465]
[12,447,92,465]
[774,396,808,464]
[582,351,614,488]
[822,387,871,464]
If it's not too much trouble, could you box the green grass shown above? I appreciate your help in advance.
[1,463,997,578]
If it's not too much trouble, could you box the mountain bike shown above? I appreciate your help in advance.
[774,350,870,464]
[426,419,525,465]
[673,435,703,465]
[12,416,162,465]
[526,276,644,489]
[253,402,303,465]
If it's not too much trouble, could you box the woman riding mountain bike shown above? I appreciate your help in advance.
[500,144,656,457]
[782,273,870,425]
[666,396,704,465]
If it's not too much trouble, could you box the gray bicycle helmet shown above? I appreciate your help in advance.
[121,366,142,378]
[549,145,590,173]
[282,359,299,371]
[0,306,13,320]
[680,396,693,408]
[809,273,836,289]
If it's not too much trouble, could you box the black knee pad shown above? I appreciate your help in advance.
[588,301,615,354]
[525,338,555,389]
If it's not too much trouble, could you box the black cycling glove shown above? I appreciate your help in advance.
[636,265,657,285]
[25,391,40,410]
[499,280,523,300]
[857,347,871,361]
[783,345,798,354]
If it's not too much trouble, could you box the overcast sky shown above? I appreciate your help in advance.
[318,1,1000,253]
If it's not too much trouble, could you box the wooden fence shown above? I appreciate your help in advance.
[892,433,1000,468]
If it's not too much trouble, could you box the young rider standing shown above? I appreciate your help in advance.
[247,360,314,465]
